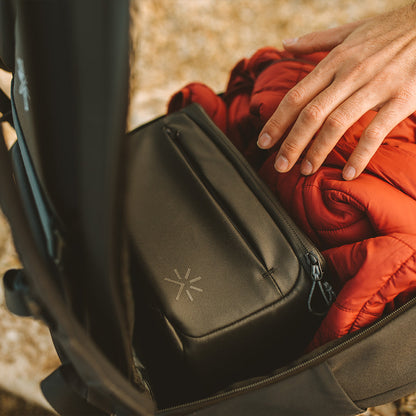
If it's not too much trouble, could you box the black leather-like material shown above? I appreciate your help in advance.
[126,104,325,406]
[3,269,32,317]
[10,141,47,254]
[0,0,15,72]
[328,298,416,408]
[41,365,108,416]
[13,0,136,378]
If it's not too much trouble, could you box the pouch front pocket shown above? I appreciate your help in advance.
[125,105,322,406]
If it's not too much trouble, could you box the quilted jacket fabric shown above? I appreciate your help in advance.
[167,47,416,349]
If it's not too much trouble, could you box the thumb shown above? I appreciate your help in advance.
[283,20,363,54]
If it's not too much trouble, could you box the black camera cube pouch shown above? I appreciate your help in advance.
[125,103,334,406]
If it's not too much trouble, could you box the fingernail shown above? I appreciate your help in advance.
[258,133,272,148]
[282,37,298,47]
[343,165,356,180]
[275,155,289,172]
[301,160,313,176]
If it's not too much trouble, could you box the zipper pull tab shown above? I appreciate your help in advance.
[163,125,180,140]
[306,252,336,316]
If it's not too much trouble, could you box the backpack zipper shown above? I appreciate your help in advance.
[159,294,416,414]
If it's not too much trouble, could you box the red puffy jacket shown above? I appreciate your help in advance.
[168,47,416,349]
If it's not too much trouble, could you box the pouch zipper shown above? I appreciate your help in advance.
[305,252,336,315]
[179,106,324,257]
[163,125,278,281]
[169,105,334,310]
[159,294,416,414]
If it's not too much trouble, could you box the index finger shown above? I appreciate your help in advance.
[0,69,11,98]
[257,61,334,149]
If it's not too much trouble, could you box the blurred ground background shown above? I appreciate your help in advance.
[0,0,414,414]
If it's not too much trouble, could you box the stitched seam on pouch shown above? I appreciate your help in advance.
[262,267,283,297]
[173,268,303,340]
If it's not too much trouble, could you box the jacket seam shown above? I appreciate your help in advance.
[349,239,416,330]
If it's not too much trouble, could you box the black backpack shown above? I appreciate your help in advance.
[1,2,416,415]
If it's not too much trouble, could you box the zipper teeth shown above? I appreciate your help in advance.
[183,106,321,265]
[155,107,415,413]
[164,118,316,300]
[160,297,416,414]
[158,107,333,414]
[163,126,270,274]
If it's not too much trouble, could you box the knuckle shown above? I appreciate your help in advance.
[377,108,399,123]
[329,44,347,65]
[349,152,368,169]
[326,112,346,130]
[285,87,305,107]
[307,134,337,164]
[352,60,366,73]
[371,70,389,87]
[281,140,301,155]
[352,142,377,167]
[348,61,369,81]
[301,103,324,124]
[392,88,415,106]
[363,126,383,143]
[336,60,366,83]
[312,65,325,79]
[307,145,326,163]
[265,116,282,133]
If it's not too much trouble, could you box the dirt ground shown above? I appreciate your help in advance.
[1,0,414,415]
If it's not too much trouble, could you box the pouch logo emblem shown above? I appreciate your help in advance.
[17,58,30,112]
[164,267,203,302]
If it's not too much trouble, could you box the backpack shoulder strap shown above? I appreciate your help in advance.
[3,269,33,317]
[41,365,108,416]
[0,87,12,124]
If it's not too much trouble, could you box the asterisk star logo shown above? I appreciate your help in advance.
[17,58,30,112]
[164,267,203,302]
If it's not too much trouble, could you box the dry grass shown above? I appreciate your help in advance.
[0,0,414,414]
[130,0,406,125]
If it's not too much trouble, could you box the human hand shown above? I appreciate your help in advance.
[258,4,416,180]
[0,68,11,98]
